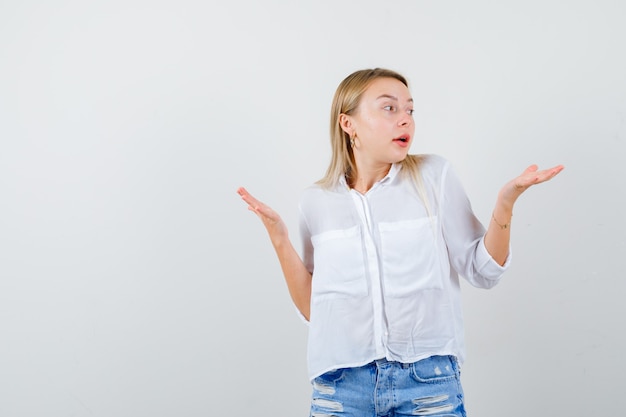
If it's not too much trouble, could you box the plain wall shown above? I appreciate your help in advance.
[1,1,625,415]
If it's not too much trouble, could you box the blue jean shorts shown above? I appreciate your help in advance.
[310,355,466,417]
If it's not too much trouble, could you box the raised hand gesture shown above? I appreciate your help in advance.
[498,164,565,208]
[237,187,289,246]
[486,163,564,265]
[236,186,312,318]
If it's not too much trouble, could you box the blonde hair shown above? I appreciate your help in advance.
[317,68,431,212]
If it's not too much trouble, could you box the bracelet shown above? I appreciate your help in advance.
[492,212,512,230]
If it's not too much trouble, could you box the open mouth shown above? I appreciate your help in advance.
[393,135,410,143]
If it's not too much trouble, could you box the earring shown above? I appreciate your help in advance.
[350,133,357,149]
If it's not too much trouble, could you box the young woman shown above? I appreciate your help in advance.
[237,68,563,416]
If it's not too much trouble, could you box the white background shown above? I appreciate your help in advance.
[1,1,625,416]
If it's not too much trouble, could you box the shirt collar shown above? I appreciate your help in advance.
[383,162,401,184]
[339,163,401,190]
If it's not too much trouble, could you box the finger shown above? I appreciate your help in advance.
[237,187,256,202]
[538,165,564,177]
[247,201,275,219]
[549,165,565,176]
[248,205,270,221]
[535,169,563,184]
[525,165,564,186]
[241,194,258,207]
[522,164,539,175]
[238,188,262,208]
[512,165,538,189]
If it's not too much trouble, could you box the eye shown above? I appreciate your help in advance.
[407,109,415,116]
[383,105,396,112]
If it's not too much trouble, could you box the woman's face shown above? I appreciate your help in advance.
[344,77,415,168]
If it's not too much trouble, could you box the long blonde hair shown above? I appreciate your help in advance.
[317,68,431,212]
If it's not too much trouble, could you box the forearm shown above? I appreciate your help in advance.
[484,163,564,265]
[484,198,514,266]
[237,187,313,319]
[271,237,312,321]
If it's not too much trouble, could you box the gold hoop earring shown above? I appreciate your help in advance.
[350,133,357,149]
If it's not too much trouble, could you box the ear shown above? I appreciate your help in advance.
[339,113,354,136]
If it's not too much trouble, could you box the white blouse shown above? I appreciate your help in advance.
[298,154,510,381]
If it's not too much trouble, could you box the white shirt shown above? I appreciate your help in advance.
[298,154,510,381]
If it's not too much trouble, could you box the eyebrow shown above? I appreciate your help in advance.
[376,94,413,103]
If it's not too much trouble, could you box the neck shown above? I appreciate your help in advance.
[349,163,391,193]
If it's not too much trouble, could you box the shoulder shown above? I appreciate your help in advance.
[298,183,346,209]
[300,183,328,200]
[405,153,451,177]
[420,153,450,167]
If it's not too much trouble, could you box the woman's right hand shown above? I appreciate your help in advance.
[238,187,312,319]
[237,187,289,245]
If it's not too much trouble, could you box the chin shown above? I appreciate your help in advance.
[391,152,410,163]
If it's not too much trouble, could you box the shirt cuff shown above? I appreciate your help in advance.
[476,237,512,277]
[294,305,310,326]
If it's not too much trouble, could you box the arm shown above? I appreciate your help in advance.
[237,187,312,320]
[485,164,564,265]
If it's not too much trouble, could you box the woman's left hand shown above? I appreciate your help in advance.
[499,164,565,207]
[486,163,564,265]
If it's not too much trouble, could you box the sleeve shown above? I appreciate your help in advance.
[439,160,511,289]
[298,202,314,275]
[296,200,313,324]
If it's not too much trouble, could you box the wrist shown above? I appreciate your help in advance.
[491,211,512,230]
[270,234,290,250]
[496,191,517,212]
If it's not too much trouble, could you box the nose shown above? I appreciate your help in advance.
[398,113,412,127]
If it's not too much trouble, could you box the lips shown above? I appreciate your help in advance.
[393,134,411,145]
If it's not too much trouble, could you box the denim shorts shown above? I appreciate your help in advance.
[310,355,466,417]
